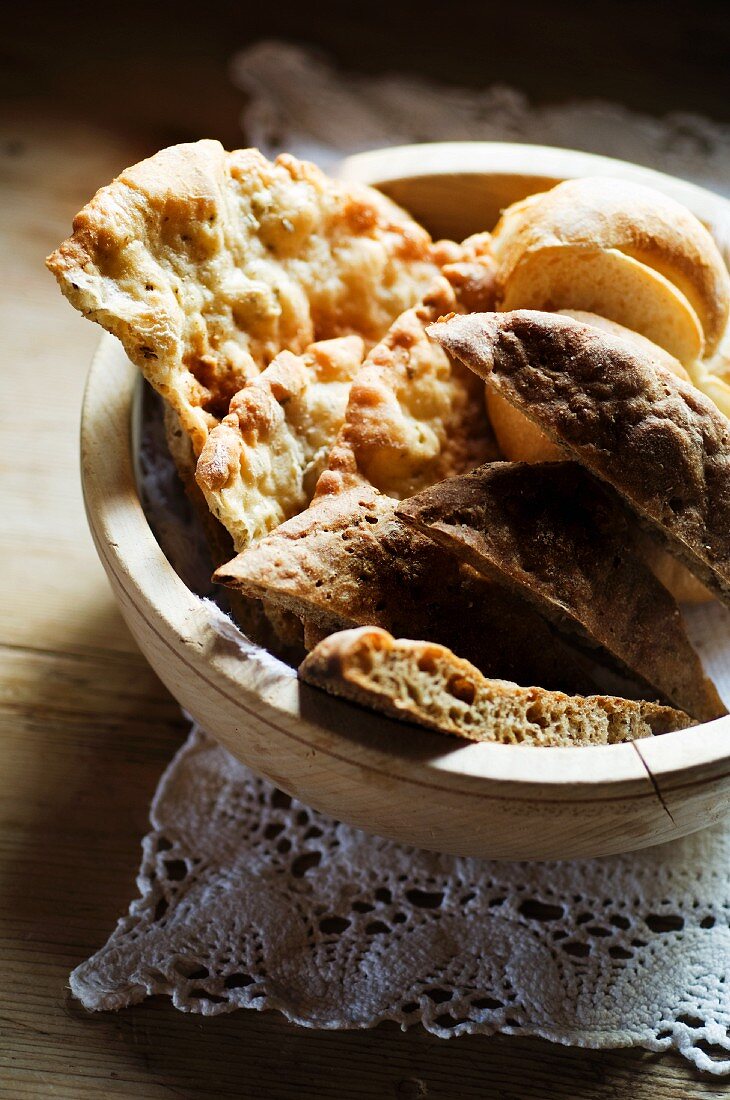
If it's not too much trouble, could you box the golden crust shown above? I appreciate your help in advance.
[300,627,693,745]
[195,335,365,551]
[317,269,497,502]
[47,141,442,452]
[492,177,730,355]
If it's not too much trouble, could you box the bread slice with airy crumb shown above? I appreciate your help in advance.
[299,627,694,745]
[397,461,725,723]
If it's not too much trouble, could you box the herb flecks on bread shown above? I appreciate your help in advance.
[300,627,694,746]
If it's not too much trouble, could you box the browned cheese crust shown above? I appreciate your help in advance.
[47,141,445,452]
[215,483,613,695]
[429,310,730,611]
[299,627,694,746]
[398,461,724,722]
[319,271,497,502]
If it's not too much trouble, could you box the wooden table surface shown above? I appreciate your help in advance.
[2,14,730,1094]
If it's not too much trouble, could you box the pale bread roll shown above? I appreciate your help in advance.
[483,311,709,604]
[492,177,730,354]
[499,246,704,364]
[299,627,694,745]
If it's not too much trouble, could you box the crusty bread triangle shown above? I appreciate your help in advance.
[398,461,724,722]
[215,482,614,695]
[429,310,730,616]
[47,141,444,452]
[299,627,694,745]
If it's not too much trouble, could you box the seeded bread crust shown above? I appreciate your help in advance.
[215,483,612,695]
[429,310,730,611]
[299,627,694,746]
[398,462,724,722]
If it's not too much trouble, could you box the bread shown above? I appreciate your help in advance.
[318,275,496,501]
[429,309,730,612]
[195,336,365,550]
[492,177,730,355]
[499,246,704,364]
[485,309,691,463]
[634,531,711,605]
[162,405,304,653]
[214,482,611,695]
[300,627,694,745]
[397,461,724,721]
[483,311,710,604]
[47,141,444,452]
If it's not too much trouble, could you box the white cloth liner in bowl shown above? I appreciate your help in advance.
[70,41,730,1074]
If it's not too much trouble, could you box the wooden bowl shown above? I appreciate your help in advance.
[80,142,730,861]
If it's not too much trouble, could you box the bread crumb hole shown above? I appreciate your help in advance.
[526,703,549,729]
[417,653,437,674]
[447,675,475,705]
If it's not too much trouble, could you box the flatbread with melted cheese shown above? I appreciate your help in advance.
[47,140,444,452]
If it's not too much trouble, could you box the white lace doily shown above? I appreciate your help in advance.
[71,41,730,1075]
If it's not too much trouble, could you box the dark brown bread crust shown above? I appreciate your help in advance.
[398,462,724,722]
[215,483,612,695]
[429,310,730,609]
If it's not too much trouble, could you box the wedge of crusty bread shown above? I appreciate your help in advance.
[397,462,724,722]
[47,142,445,453]
[430,310,730,613]
[491,177,730,355]
[483,311,710,605]
[484,308,691,462]
[215,482,614,695]
[299,627,694,745]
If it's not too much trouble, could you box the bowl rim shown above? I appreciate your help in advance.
[80,140,730,816]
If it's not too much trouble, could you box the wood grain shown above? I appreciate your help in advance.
[0,102,726,1099]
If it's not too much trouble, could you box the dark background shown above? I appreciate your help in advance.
[4,0,730,150]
